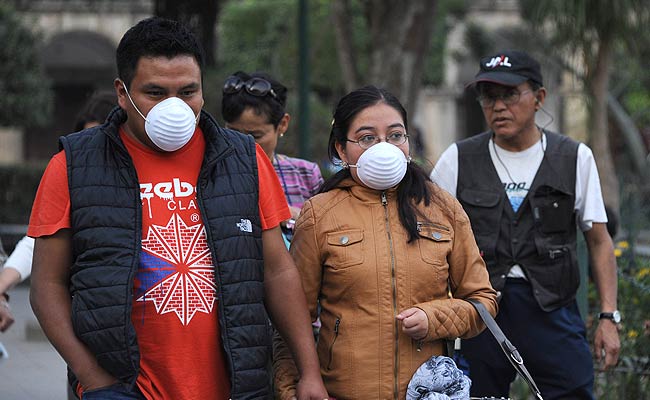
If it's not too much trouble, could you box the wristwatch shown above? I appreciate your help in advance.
[598,310,621,324]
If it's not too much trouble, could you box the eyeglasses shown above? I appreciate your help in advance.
[347,132,409,150]
[476,89,532,108]
[223,76,278,100]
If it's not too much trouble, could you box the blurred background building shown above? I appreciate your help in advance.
[8,0,151,161]
[1,0,602,172]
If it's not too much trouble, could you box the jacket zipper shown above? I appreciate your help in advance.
[381,192,400,399]
[327,318,341,370]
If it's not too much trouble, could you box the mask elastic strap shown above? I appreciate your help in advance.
[120,80,148,122]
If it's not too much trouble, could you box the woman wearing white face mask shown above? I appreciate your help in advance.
[273,86,498,400]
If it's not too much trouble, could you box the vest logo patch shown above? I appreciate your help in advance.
[237,218,253,233]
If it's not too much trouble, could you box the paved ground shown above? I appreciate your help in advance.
[0,283,68,399]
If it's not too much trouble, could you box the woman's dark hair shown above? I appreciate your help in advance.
[322,85,439,243]
[116,17,205,89]
[221,71,288,128]
[73,91,117,131]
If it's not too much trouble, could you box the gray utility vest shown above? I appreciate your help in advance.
[60,108,272,399]
[456,130,580,311]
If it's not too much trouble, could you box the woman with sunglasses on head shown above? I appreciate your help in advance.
[222,71,324,242]
[273,85,497,399]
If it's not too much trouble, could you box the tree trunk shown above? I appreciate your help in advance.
[365,1,437,114]
[330,1,437,121]
[349,0,437,156]
[607,93,649,181]
[331,0,360,92]
[587,38,621,218]
[329,0,439,159]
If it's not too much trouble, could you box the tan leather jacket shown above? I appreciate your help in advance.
[274,178,497,400]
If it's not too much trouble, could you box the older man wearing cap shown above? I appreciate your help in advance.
[431,50,620,399]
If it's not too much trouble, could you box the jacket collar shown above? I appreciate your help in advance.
[340,177,399,203]
[198,110,235,164]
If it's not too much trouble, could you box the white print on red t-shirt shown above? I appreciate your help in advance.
[140,178,197,219]
[135,213,216,326]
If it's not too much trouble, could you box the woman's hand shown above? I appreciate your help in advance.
[396,307,429,340]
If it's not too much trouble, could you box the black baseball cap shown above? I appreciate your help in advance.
[469,50,543,87]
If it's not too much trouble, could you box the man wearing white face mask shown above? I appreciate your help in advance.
[27,17,327,400]
[121,91,200,152]
[273,85,497,400]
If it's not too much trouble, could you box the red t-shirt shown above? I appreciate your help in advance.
[28,127,290,399]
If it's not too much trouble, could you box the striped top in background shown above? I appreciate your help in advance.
[273,153,324,208]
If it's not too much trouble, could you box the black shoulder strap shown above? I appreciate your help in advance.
[467,299,544,400]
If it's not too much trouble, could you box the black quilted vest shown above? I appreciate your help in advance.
[456,130,580,311]
[60,108,272,398]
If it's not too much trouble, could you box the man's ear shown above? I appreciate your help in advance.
[534,87,547,109]
[114,78,128,110]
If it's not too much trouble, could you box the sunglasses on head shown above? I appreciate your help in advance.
[222,76,278,100]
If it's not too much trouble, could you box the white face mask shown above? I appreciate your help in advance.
[123,84,199,152]
[347,142,409,190]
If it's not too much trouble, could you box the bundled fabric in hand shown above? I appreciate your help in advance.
[407,355,471,400]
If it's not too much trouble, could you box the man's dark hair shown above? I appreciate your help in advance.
[116,17,205,89]
[73,90,117,131]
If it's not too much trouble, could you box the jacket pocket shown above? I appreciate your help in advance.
[318,312,347,374]
[529,245,579,310]
[417,222,452,266]
[458,188,502,255]
[459,188,501,208]
[327,317,341,370]
[531,184,573,234]
[325,229,364,269]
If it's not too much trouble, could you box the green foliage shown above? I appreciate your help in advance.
[0,2,52,127]
[611,43,650,129]
[216,0,347,96]
[520,0,648,41]
[212,0,347,163]
[423,0,468,86]
[212,0,464,164]
[218,0,293,80]
[624,91,650,127]
[589,250,650,399]
[519,0,650,65]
